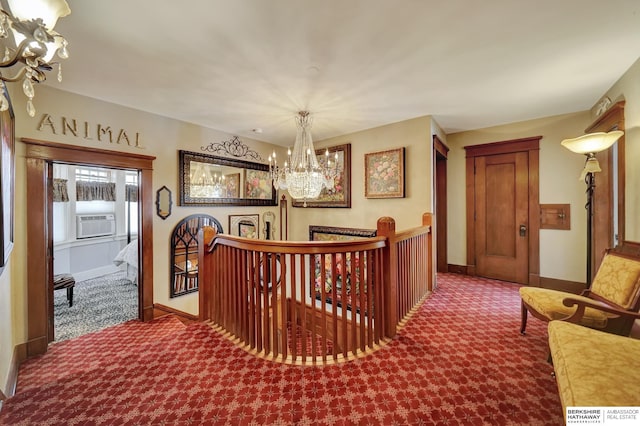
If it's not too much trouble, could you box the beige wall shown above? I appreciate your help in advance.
[289,116,434,240]
[446,112,592,283]
[0,85,285,394]
[593,57,640,243]
[444,57,640,282]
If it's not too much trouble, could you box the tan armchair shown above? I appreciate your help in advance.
[519,249,640,336]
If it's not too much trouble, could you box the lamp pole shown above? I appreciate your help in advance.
[585,171,595,287]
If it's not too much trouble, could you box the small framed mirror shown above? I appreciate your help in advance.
[263,211,276,240]
[156,186,172,220]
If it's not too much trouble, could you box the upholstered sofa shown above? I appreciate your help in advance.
[548,320,640,410]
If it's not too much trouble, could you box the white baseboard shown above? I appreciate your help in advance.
[72,265,122,282]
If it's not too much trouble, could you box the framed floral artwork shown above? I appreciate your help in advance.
[293,143,351,208]
[308,225,376,312]
[243,169,273,199]
[364,147,405,198]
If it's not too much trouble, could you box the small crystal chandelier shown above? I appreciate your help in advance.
[0,0,71,117]
[269,111,338,207]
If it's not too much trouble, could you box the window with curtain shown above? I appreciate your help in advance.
[75,167,116,202]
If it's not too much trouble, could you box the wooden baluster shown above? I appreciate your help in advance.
[299,254,307,363]
[277,252,287,360]
[288,253,297,362]
[331,252,338,360]
[254,250,262,353]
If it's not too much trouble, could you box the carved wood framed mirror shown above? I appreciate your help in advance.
[178,150,277,207]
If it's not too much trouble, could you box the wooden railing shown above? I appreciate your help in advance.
[198,213,433,364]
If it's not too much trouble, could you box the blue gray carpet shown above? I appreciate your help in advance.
[53,271,138,342]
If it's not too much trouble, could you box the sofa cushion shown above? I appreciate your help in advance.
[519,287,613,329]
[548,320,640,410]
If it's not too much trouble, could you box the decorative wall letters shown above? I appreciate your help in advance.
[36,113,144,148]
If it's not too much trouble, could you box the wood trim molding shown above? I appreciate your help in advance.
[447,264,468,275]
[153,303,199,322]
[585,101,626,261]
[464,137,541,284]
[464,136,541,158]
[433,135,449,157]
[23,138,156,357]
[1,342,27,399]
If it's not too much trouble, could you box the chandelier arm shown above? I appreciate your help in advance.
[0,65,27,82]
[0,38,39,68]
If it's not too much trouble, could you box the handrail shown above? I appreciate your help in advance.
[198,213,433,365]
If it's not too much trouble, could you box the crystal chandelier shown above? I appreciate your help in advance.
[269,111,338,207]
[0,0,71,116]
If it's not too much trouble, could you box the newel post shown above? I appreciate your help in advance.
[422,213,434,291]
[198,226,218,322]
[377,216,397,338]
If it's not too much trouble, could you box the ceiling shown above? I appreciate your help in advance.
[47,0,640,145]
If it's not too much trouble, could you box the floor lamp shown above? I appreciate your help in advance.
[561,130,624,287]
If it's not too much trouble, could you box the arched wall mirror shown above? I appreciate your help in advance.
[170,214,223,298]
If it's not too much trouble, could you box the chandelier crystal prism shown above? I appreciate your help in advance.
[0,0,71,116]
[269,111,338,207]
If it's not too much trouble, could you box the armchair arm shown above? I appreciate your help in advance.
[562,297,640,323]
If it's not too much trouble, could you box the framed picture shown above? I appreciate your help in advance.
[309,225,376,241]
[293,143,351,208]
[364,147,405,198]
[224,173,240,198]
[229,214,260,239]
[309,225,376,311]
[0,82,14,269]
[244,169,273,200]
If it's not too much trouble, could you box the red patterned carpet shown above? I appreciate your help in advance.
[0,273,563,425]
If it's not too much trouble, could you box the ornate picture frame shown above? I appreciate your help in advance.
[0,82,14,269]
[229,214,260,239]
[364,147,405,198]
[292,143,351,208]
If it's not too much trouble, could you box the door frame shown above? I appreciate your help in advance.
[585,101,626,279]
[464,137,540,285]
[24,138,156,357]
[433,135,449,273]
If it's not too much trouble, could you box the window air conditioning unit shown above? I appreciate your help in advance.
[76,214,116,239]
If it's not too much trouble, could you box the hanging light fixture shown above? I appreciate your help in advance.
[269,111,338,206]
[561,130,624,286]
[0,0,71,116]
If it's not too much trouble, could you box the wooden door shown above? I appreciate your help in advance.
[474,152,529,283]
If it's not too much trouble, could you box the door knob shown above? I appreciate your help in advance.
[519,224,527,237]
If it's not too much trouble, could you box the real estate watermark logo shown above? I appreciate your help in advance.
[566,407,639,425]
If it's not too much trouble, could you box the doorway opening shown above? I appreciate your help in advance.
[52,163,140,341]
[25,139,156,357]
[434,135,449,273]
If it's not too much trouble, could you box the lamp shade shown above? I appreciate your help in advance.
[6,0,70,30]
[561,130,624,155]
